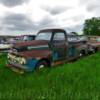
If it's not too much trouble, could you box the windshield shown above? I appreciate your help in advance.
[35,32,52,41]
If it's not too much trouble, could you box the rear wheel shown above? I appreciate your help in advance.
[88,46,97,54]
[94,47,98,53]
[79,50,86,57]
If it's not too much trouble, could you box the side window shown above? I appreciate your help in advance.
[53,32,65,41]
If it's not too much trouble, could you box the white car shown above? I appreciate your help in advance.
[0,43,12,52]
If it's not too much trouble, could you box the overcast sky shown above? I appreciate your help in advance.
[0,0,99,35]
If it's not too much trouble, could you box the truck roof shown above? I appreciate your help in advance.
[38,28,66,33]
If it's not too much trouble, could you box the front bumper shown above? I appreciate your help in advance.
[7,58,38,73]
[8,60,28,70]
[7,60,32,73]
[6,63,25,74]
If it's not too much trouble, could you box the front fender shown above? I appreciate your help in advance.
[25,58,38,71]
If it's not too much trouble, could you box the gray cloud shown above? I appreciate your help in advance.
[86,4,100,16]
[86,4,99,12]
[0,0,28,7]
[0,12,84,35]
[38,16,55,28]
[65,24,83,33]
[0,13,56,35]
[79,0,100,15]
[69,15,85,23]
[1,13,37,32]
[79,0,89,5]
[72,25,83,32]
[41,6,69,15]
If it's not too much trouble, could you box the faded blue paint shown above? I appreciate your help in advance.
[52,51,58,61]
[67,46,77,57]
[25,58,38,71]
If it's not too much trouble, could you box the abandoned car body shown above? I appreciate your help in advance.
[7,29,89,72]
[85,36,100,54]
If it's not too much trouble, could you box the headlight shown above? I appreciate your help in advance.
[19,58,26,64]
[7,53,26,65]
[7,53,12,59]
[7,53,10,59]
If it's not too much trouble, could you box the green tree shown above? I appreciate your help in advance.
[83,17,100,36]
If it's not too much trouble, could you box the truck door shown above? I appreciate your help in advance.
[67,44,77,58]
[52,32,67,61]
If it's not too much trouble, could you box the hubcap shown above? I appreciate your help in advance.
[80,53,83,57]
[39,65,45,69]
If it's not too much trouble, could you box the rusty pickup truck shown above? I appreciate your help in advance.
[7,29,89,73]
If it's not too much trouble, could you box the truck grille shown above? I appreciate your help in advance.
[8,53,26,65]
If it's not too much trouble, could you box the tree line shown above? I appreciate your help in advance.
[83,17,100,36]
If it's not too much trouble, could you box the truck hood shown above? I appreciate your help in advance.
[18,50,51,58]
[12,40,51,58]
[15,40,49,47]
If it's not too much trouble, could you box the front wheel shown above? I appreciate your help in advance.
[35,60,48,70]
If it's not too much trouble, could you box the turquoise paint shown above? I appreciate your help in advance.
[25,58,38,71]
[68,46,77,57]
[52,51,58,61]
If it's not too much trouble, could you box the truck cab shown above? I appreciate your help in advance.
[7,29,87,72]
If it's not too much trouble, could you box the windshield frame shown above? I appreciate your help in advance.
[35,32,52,41]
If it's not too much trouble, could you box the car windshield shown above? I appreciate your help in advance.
[35,32,52,41]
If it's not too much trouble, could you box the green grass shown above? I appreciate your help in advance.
[0,52,100,100]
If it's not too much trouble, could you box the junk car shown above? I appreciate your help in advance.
[88,36,100,53]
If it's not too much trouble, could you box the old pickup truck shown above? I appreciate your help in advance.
[7,29,88,73]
